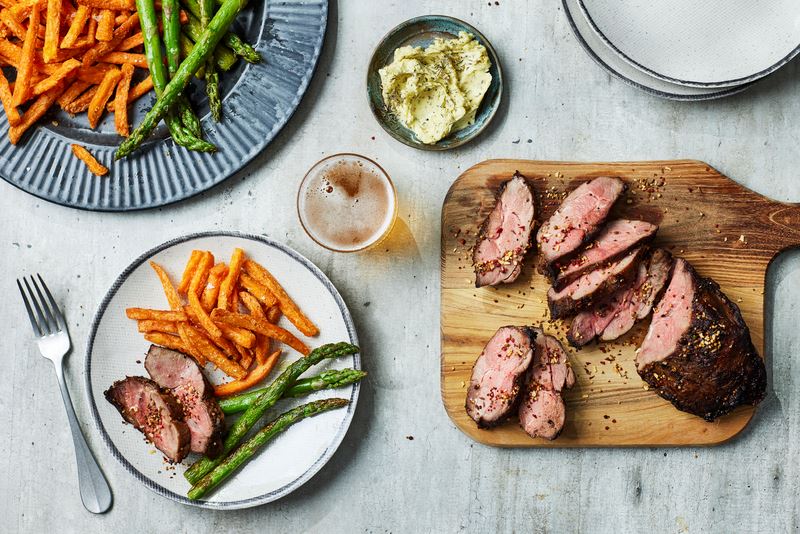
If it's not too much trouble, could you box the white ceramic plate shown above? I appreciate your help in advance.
[577,0,800,88]
[85,232,360,509]
[563,0,753,100]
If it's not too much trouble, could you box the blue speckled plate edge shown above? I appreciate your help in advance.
[0,0,328,212]
[366,15,503,151]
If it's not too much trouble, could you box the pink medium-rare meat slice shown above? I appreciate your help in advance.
[466,326,536,428]
[567,248,673,347]
[536,176,626,275]
[518,328,575,440]
[104,376,191,463]
[636,259,766,421]
[602,248,673,340]
[567,284,636,348]
[473,173,536,287]
[145,345,225,458]
[636,259,695,369]
[547,247,644,319]
[553,219,657,290]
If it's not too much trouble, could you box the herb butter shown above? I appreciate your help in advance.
[379,32,492,145]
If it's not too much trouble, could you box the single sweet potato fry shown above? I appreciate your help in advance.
[70,144,109,176]
[178,250,201,294]
[137,319,178,334]
[188,251,222,339]
[62,85,97,114]
[57,79,92,108]
[113,62,133,136]
[243,259,319,336]
[217,247,244,310]
[96,8,113,41]
[33,58,80,95]
[11,1,40,106]
[87,66,120,127]
[76,0,134,9]
[239,273,278,308]
[43,0,61,62]
[144,331,190,354]
[61,5,90,48]
[9,81,66,144]
[201,262,227,311]
[0,70,21,125]
[106,75,152,111]
[213,350,282,397]
[125,308,187,321]
[150,260,182,310]
[240,291,271,365]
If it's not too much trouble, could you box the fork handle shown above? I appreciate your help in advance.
[53,362,113,514]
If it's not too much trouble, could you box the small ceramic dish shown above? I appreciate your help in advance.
[367,15,503,151]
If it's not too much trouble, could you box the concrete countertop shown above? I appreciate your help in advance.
[2,1,799,532]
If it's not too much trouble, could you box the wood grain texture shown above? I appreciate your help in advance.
[441,159,800,447]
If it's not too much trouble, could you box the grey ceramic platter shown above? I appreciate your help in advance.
[0,0,327,211]
[367,15,503,151]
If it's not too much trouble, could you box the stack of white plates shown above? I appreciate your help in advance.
[563,0,800,100]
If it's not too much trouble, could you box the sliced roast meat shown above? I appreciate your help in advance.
[473,173,536,287]
[547,246,644,319]
[145,345,225,457]
[536,176,626,275]
[104,376,191,463]
[518,328,575,440]
[636,259,767,421]
[567,248,673,347]
[553,219,657,290]
[466,326,537,428]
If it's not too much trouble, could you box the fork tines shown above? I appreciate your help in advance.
[17,274,64,336]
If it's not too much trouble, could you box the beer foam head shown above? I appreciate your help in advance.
[299,154,396,252]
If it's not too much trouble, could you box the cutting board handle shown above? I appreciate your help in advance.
[766,202,800,253]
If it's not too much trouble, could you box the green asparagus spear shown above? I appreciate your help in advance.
[187,398,349,500]
[218,369,367,414]
[181,31,236,72]
[184,342,359,484]
[135,0,214,152]
[117,0,249,158]
[181,0,260,63]
[180,33,206,77]
[206,68,221,120]
[200,0,221,121]
[162,0,181,76]
[183,14,238,70]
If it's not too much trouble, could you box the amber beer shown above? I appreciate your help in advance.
[298,154,397,252]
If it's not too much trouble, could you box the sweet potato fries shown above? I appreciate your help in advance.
[126,248,320,396]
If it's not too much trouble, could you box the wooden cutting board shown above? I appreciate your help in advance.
[441,160,800,447]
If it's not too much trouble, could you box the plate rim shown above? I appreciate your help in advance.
[562,0,754,101]
[84,230,360,509]
[576,0,800,88]
[366,14,504,151]
[0,0,328,212]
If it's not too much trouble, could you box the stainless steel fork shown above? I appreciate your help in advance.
[17,274,112,514]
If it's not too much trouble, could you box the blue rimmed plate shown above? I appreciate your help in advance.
[85,232,360,508]
[576,0,800,89]
[562,0,754,100]
[367,15,503,151]
[0,0,327,211]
